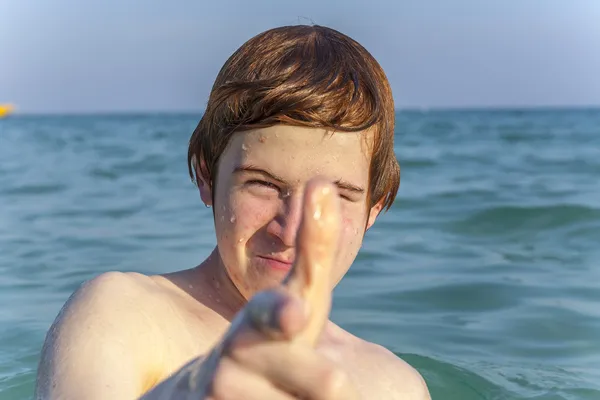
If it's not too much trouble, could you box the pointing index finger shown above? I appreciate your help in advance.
[283,177,341,346]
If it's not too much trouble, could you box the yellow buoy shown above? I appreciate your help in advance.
[0,104,15,118]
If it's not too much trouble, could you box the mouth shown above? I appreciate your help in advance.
[256,255,294,272]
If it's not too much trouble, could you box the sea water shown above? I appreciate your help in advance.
[1,110,599,399]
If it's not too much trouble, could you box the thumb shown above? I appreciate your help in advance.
[282,178,341,346]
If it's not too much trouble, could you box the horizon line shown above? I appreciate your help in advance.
[5,104,600,117]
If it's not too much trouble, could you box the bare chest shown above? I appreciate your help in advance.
[147,290,387,398]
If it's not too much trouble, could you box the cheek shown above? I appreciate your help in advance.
[329,212,364,286]
[228,193,275,238]
[340,211,365,250]
[340,201,367,235]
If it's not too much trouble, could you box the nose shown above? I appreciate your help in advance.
[265,192,303,247]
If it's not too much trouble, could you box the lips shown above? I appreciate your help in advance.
[256,255,294,272]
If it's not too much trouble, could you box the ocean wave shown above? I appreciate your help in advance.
[450,204,600,238]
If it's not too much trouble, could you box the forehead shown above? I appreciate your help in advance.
[222,125,372,184]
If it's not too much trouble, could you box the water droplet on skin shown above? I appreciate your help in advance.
[220,216,225,221]
[242,144,248,150]
[238,238,244,243]
[282,189,291,198]
[188,284,193,289]
[216,298,221,303]
[230,216,236,223]
[313,207,322,220]
[215,281,220,289]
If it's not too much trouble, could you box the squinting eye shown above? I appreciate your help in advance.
[339,193,353,201]
[247,180,279,191]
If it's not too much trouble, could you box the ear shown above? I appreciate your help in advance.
[365,198,384,231]
[194,158,213,207]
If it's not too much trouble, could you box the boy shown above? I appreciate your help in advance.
[35,25,431,399]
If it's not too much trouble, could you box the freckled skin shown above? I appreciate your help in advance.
[204,126,380,299]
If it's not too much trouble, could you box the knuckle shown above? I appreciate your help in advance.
[319,365,350,399]
[209,358,236,398]
[246,291,290,336]
[226,342,247,362]
[224,327,260,356]
[226,332,260,361]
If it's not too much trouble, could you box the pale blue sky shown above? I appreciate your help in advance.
[1,0,599,113]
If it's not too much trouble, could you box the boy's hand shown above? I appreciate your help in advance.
[143,178,359,400]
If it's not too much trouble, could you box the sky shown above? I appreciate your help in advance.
[1,0,600,113]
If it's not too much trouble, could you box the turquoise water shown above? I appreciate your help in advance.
[1,110,599,399]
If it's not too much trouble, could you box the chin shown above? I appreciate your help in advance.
[226,265,285,298]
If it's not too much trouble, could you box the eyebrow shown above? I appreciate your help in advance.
[233,165,287,184]
[233,165,365,194]
[334,179,365,194]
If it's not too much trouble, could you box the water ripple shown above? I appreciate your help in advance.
[2,110,599,399]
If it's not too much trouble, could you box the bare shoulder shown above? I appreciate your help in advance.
[35,271,168,399]
[325,325,430,400]
[41,270,163,346]
[45,271,166,340]
[355,340,431,400]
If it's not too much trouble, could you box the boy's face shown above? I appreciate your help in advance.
[199,125,382,300]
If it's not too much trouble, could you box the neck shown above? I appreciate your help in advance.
[190,248,344,345]
[195,247,248,318]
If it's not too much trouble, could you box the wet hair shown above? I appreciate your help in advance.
[188,24,399,210]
